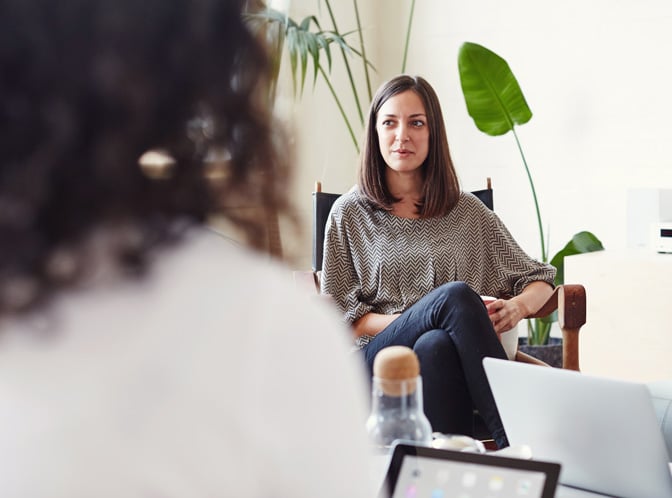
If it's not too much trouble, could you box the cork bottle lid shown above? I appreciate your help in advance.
[373,346,420,396]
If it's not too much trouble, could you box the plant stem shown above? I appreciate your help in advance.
[319,64,360,153]
[353,0,372,102]
[528,318,551,345]
[512,127,546,262]
[401,0,416,73]
[324,0,364,126]
[267,15,287,105]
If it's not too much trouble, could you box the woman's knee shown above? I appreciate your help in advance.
[426,282,483,321]
[434,281,479,305]
[413,329,458,364]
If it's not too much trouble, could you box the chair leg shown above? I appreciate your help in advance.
[561,327,581,371]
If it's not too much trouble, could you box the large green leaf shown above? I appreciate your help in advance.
[550,231,605,286]
[458,42,533,136]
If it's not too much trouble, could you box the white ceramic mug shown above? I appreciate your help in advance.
[481,296,518,361]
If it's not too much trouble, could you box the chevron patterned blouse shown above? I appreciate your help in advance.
[321,186,556,347]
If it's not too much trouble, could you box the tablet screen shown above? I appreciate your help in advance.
[378,444,560,498]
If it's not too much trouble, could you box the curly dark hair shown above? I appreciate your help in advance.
[0,0,292,314]
[358,75,460,217]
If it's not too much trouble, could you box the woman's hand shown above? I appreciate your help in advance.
[485,299,527,336]
[353,312,400,338]
[485,281,554,336]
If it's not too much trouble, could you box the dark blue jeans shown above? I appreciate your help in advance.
[362,282,509,448]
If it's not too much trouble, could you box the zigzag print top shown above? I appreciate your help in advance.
[321,186,555,347]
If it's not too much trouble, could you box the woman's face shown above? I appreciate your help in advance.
[375,90,430,174]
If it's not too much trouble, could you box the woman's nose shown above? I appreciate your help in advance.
[396,126,409,143]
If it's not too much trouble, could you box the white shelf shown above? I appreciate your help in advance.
[565,250,672,382]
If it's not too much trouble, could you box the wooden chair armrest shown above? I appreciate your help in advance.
[557,284,586,371]
[556,284,587,331]
[526,284,586,328]
[526,284,586,371]
[527,286,559,319]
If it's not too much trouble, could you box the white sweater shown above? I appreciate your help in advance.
[0,229,374,498]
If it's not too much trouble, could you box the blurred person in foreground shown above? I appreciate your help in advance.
[0,0,372,496]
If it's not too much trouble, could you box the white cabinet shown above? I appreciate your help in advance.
[565,250,672,382]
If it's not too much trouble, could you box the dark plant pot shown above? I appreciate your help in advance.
[518,337,563,368]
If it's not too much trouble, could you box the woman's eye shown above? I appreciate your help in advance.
[381,119,394,126]
[412,120,425,127]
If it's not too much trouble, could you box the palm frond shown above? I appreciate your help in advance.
[249,9,361,97]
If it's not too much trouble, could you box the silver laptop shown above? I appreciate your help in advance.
[483,357,672,498]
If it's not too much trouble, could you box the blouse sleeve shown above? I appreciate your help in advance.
[320,200,373,325]
[483,208,556,297]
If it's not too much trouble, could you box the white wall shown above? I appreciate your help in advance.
[280,0,672,268]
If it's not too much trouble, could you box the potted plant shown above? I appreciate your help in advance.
[246,0,417,154]
[457,42,603,362]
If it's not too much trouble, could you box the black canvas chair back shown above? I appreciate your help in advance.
[312,181,494,272]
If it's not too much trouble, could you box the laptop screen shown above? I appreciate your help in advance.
[379,443,560,498]
[482,357,672,498]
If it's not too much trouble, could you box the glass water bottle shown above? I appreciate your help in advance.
[366,346,432,450]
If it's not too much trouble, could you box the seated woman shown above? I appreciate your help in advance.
[321,75,556,449]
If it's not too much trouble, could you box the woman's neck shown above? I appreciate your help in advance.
[386,170,423,219]
[386,169,422,199]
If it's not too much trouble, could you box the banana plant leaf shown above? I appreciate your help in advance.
[550,231,604,286]
[457,41,606,346]
[458,42,532,136]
